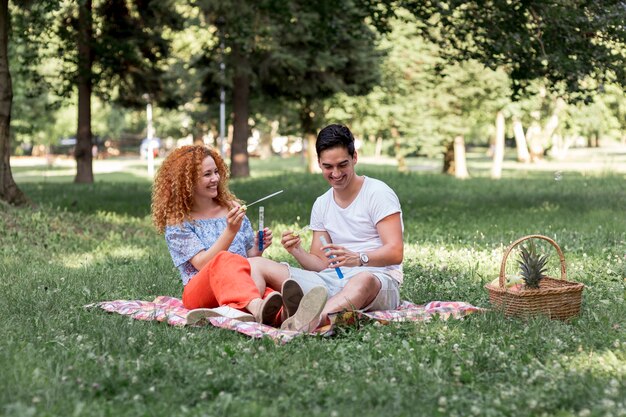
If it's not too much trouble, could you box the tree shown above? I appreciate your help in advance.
[55,0,180,183]
[0,0,25,205]
[194,0,275,178]
[258,0,386,172]
[8,1,61,156]
[403,0,626,98]
[328,12,510,176]
[195,0,393,176]
[0,0,61,205]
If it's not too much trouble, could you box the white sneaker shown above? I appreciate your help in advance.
[280,286,328,332]
[187,306,255,324]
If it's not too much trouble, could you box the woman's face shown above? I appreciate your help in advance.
[194,156,220,200]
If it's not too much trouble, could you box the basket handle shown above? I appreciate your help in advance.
[498,234,567,288]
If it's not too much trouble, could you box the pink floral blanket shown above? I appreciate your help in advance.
[86,296,483,344]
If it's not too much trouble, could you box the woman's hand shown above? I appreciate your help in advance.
[225,204,246,235]
[248,227,274,257]
[261,227,273,249]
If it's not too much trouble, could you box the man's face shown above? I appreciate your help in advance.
[318,146,357,191]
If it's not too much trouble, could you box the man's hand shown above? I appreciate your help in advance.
[319,242,361,267]
[281,230,302,253]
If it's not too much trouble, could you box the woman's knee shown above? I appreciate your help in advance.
[249,257,287,274]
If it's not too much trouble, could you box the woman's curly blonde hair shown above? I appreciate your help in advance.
[151,145,238,233]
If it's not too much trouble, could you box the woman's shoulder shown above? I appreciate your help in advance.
[165,217,222,232]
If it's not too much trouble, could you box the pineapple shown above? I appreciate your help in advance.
[516,241,549,289]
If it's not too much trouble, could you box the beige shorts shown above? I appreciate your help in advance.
[285,265,401,312]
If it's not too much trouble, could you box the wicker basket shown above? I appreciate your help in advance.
[485,235,584,321]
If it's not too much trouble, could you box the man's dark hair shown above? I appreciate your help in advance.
[316,124,355,158]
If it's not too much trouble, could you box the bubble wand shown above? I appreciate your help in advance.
[320,236,344,279]
[258,206,264,251]
[291,225,310,237]
[240,190,284,211]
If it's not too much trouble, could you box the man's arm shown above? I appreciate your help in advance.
[367,212,404,266]
[321,212,403,268]
[281,229,331,271]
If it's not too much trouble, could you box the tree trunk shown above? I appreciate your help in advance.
[543,98,566,158]
[230,46,250,178]
[304,132,318,173]
[391,127,406,172]
[512,118,531,163]
[526,122,543,161]
[491,111,505,179]
[0,0,27,205]
[299,101,320,173]
[453,136,469,179]
[374,135,382,158]
[528,98,566,161]
[443,141,454,174]
[74,0,94,183]
[258,120,277,159]
[588,131,600,148]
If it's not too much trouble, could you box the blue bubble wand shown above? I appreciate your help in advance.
[258,206,264,251]
[320,235,344,279]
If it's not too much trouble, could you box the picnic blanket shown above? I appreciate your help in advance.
[86,296,483,344]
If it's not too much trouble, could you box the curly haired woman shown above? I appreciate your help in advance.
[152,145,327,330]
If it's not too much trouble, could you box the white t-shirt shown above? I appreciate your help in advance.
[310,176,403,279]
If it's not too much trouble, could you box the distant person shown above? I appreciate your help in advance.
[280,124,404,327]
[152,145,326,329]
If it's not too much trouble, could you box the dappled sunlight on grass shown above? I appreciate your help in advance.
[57,246,150,270]
[94,209,152,226]
[58,252,98,269]
[565,346,626,377]
[12,156,158,184]
[405,242,500,280]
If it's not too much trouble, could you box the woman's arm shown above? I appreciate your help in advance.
[189,206,246,271]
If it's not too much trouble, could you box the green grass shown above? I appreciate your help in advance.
[2,156,625,417]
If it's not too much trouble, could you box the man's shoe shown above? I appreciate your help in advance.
[281,279,304,318]
[280,286,328,333]
[187,306,255,325]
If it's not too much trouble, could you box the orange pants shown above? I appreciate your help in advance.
[182,251,274,310]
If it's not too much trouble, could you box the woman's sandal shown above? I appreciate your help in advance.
[187,306,255,325]
[252,291,283,325]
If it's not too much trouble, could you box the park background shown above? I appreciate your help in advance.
[1,1,625,416]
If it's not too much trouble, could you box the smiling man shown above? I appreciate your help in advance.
[281,124,404,327]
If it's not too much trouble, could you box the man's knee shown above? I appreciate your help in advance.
[347,273,381,296]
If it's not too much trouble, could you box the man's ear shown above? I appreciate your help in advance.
[353,150,358,165]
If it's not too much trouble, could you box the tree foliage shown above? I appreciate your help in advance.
[403,0,626,99]
[259,0,385,171]
[195,0,388,175]
[329,12,511,170]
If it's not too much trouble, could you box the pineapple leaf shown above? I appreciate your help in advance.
[516,241,550,289]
